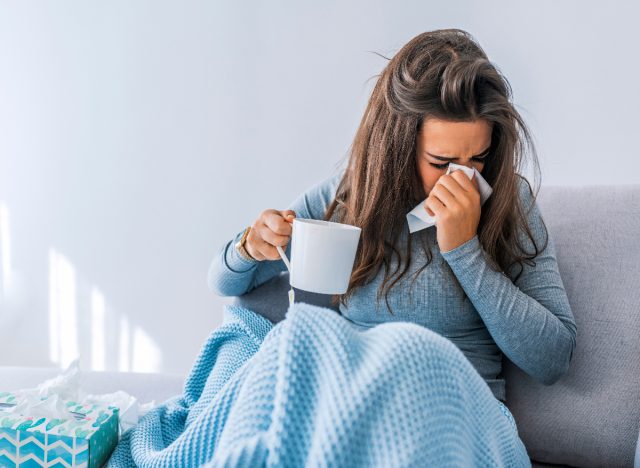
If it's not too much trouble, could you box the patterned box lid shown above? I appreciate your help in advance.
[0,391,119,439]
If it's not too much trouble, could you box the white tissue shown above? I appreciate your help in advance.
[2,359,156,433]
[406,162,493,233]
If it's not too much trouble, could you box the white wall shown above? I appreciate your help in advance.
[1,1,638,376]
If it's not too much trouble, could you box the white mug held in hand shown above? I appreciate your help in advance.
[276,218,362,295]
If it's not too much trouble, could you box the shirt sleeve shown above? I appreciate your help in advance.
[207,171,343,297]
[440,176,578,385]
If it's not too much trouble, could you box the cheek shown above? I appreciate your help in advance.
[417,159,444,193]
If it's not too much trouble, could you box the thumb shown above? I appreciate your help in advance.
[281,210,296,222]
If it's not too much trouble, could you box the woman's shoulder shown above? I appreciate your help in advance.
[515,174,535,207]
[513,174,549,251]
[287,169,344,220]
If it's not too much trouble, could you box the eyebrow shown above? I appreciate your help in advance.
[425,146,491,161]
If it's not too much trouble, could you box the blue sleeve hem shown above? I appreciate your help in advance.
[440,234,481,261]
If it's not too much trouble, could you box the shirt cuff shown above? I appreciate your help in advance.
[224,230,259,273]
[440,234,481,262]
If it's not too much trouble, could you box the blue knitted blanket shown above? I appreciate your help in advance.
[107,302,531,467]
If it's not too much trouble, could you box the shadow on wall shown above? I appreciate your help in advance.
[0,200,162,373]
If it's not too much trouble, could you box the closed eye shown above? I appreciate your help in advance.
[430,156,487,170]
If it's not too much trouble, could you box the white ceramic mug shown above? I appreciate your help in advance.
[276,218,362,295]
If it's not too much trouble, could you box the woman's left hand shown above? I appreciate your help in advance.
[424,170,481,253]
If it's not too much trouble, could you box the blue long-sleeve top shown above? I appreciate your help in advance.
[208,171,578,403]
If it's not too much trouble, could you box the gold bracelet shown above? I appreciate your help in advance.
[234,226,257,262]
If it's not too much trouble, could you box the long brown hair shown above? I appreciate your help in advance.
[324,28,547,314]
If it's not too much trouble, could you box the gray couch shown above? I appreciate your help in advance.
[231,184,640,468]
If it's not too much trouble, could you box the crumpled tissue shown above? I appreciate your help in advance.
[406,162,493,233]
[1,358,156,434]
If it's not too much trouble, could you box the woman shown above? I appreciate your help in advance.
[209,28,577,438]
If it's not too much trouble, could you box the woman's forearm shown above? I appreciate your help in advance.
[441,233,577,385]
[208,228,289,297]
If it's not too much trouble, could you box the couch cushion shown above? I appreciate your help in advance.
[500,184,640,467]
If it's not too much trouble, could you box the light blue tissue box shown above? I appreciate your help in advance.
[0,391,119,467]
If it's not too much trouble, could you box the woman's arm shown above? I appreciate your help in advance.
[440,177,577,385]
[207,171,343,297]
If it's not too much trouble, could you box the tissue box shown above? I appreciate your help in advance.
[0,391,119,467]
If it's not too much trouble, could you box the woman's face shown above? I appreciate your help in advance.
[416,117,493,195]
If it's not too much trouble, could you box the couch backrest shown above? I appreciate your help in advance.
[232,184,640,467]
[501,184,640,467]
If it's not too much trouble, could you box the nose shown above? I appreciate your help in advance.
[451,162,480,188]
[451,161,474,171]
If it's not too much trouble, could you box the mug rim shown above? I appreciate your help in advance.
[293,218,361,232]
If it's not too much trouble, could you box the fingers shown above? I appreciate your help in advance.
[436,172,479,206]
[449,170,479,194]
[247,233,280,261]
[246,209,297,261]
[470,173,480,191]
[261,227,290,249]
[425,203,436,217]
[264,210,294,236]
[424,194,444,218]
[280,209,296,222]
[430,183,456,208]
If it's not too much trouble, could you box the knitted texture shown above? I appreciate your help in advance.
[107,302,531,467]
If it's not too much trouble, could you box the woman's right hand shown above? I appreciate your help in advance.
[244,209,296,261]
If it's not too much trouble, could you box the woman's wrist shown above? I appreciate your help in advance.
[236,242,258,262]
[235,227,259,263]
[241,242,260,262]
[440,234,481,261]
